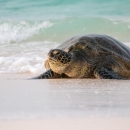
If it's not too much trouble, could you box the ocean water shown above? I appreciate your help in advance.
[0,0,130,74]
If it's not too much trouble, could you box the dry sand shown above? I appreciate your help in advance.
[0,74,130,130]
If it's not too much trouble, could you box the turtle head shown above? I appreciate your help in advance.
[47,49,72,74]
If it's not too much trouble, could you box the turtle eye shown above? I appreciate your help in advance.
[53,50,60,55]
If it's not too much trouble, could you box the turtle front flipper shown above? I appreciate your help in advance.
[94,67,127,79]
[30,69,69,79]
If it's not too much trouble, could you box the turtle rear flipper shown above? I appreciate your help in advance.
[94,67,127,79]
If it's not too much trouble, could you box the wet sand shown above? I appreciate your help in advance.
[0,118,130,130]
[0,74,130,130]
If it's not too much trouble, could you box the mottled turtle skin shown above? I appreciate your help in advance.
[31,34,130,79]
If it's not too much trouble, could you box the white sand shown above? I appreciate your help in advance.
[0,118,130,130]
[0,74,130,130]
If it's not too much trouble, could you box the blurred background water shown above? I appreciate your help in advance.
[0,0,130,73]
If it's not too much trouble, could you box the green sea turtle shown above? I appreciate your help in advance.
[31,34,130,79]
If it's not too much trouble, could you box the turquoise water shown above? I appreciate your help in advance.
[0,0,130,20]
[0,0,130,73]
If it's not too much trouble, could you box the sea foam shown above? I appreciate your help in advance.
[0,20,53,44]
[0,41,59,74]
[0,56,45,74]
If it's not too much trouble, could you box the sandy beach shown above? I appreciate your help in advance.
[0,117,130,130]
[1,0,130,129]
[0,74,130,129]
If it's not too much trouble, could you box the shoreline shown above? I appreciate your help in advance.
[0,73,37,80]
